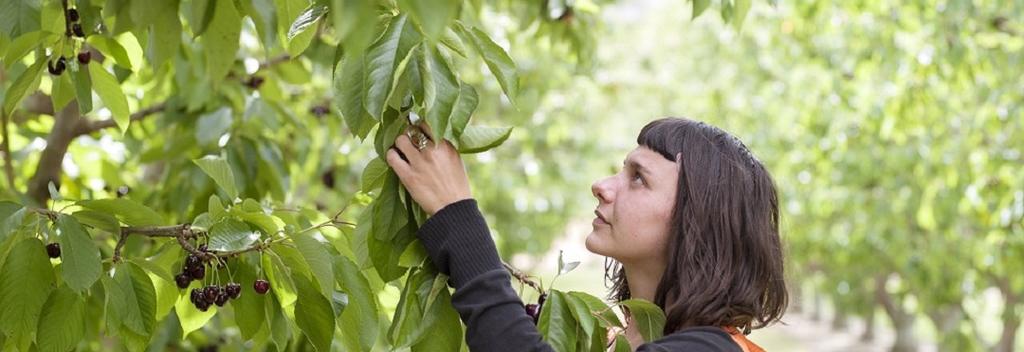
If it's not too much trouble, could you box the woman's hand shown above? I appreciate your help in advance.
[385,133,472,216]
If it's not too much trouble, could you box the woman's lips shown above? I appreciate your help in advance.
[593,211,609,226]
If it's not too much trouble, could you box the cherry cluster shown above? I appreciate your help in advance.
[47,7,91,76]
[174,244,272,311]
[189,283,241,312]
[524,293,548,324]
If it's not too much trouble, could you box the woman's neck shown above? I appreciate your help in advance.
[621,262,664,350]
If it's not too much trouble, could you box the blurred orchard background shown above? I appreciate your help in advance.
[0,0,1021,351]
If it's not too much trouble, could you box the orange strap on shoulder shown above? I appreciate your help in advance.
[722,326,766,352]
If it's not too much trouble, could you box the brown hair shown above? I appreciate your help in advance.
[604,117,787,334]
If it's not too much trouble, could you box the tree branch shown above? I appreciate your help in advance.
[74,102,168,136]
[27,102,82,206]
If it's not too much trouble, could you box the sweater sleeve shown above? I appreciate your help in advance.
[417,199,555,352]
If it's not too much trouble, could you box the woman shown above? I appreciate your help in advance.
[385,117,787,351]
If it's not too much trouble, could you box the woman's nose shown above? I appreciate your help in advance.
[591,176,614,204]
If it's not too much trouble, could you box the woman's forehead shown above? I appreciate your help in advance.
[625,147,679,173]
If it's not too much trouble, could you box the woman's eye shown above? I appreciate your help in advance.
[631,172,645,186]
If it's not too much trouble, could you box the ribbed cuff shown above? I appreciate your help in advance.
[417,199,504,289]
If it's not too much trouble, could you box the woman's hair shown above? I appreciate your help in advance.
[604,117,787,335]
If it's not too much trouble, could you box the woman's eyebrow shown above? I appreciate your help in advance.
[623,159,651,176]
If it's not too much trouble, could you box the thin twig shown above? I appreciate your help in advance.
[503,261,544,294]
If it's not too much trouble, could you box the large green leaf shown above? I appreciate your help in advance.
[202,0,241,84]
[3,31,43,69]
[87,36,134,70]
[88,62,131,134]
[328,0,377,56]
[334,54,376,139]
[193,155,240,199]
[372,171,409,241]
[569,291,622,328]
[207,218,260,252]
[619,299,666,342]
[36,287,86,352]
[361,157,389,192]
[419,46,456,139]
[365,14,421,119]
[565,293,598,350]
[457,125,513,153]
[398,0,458,41]
[232,261,267,340]
[291,233,334,298]
[148,0,182,69]
[2,57,45,116]
[692,0,711,19]
[538,290,578,352]
[0,238,55,347]
[293,274,335,352]
[448,83,478,138]
[0,0,41,38]
[455,22,519,105]
[108,262,157,336]
[76,198,165,226]
[335,256,379,352]
[56,215,102,293]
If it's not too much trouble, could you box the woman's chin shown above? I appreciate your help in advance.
[584,231,611,256]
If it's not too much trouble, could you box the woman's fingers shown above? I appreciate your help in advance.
[385,148,412,180]
[393,133,422,166]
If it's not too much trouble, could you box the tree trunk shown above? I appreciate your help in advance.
[27,102,82,206]
[875,274,917,352]
[928,305,969,352]
[995,302,1020,352]
[811,288,823,322]
[860,304,876,342]
[831,305,848,331]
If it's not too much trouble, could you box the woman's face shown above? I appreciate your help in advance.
[586,146,680,267]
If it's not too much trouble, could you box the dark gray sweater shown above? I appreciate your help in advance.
[416,199,743,352]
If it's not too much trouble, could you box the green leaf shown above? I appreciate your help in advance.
[692,0,711,19]
[0,0,41,38]
[195,107,232,146]
[173,287,216,337]
[449,83,478,138]
[50,70,74,111]
[56,215,102,293]
[732,0,752,29]
[564,293,598,351]
[208,219,260,252]
[71,209,119,234]
[193,155,240,199]
[335,256,379,352]
[232,261,267,340]
[613,336,631,352]
[3,31,43,68]
[292,233,334,298]
[373,171,408,241]
[419,46,456,139]
[264,248,298,306]
[361,157,389,192]
[190,0,216,37]
[72,63,93,114]
[108,262,157,336]
[569,291,622,328]
[329,0,377,56]
[365,14,421,119]
[538,290,578,352]
[457,125,513,153]
[148,0,181,69]
[286,5,326,57]
[293,274,335,352]
[36,287,86,352]
[2,57,45,116]
[86,36,134,70]
[202,0,241,84]
[398,0,458,42]
[0,238,55,346]
[619,299,666,342]
[88,62,131,134]
[334,54,376,139]
[76,198,165,226]
[455,22,519,105]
